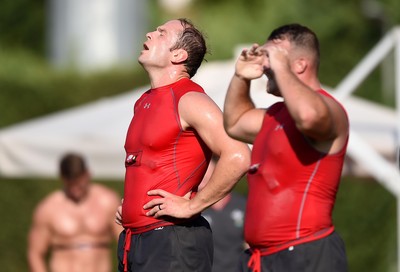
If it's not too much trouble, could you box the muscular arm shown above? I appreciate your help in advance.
[224,45,267,144]
[265,41,348,146]
[276,67,347,144]
[144,92,251,218]
[28,204,51,272]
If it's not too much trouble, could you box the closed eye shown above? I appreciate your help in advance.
[157,27,166,36]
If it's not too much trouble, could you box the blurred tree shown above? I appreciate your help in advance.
[0,0,46,55]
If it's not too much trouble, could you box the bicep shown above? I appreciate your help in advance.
[225,108,266,144]
[179,92,249,154]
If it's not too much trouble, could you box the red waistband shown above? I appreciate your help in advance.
[122,221,175,235]
[247,227,334,272]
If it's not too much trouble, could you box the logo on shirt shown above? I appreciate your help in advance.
[143,103,151,109]
[274,124,284,131]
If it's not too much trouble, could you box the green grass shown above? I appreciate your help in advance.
[0,176,397,271]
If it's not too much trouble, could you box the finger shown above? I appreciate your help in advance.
[147,189,169,197]
[115,211,122,225]
[143,198,163,210]
[249,43,259,53]
[250,43,267,57]
[255,47,267,56]
[146,205,163,217]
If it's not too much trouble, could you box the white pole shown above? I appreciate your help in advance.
[334,29,394,101]
[397,196,400,272]
[393,26,400,272]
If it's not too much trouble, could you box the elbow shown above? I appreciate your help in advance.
[223,118,234,137]
[230,146,251,176]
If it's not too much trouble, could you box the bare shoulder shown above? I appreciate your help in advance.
[32,190,64,222]
[179,91,221,128]
[180,91,217,108]
[90,184,121,205]
[91,183,120,197]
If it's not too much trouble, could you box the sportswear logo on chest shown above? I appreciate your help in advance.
[275,124,284,131]
[143,103,151,109]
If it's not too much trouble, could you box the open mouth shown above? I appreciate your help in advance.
[143,43,149,50]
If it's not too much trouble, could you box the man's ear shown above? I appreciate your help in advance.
[171,49,188,64]
[294,58,307,74]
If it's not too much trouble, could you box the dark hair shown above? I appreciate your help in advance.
[268,23,320,68]
[170,18,208,78]
[59,153,87,180]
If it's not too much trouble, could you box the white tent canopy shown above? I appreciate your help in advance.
[0,57,397,179]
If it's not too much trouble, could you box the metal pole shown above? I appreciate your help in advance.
[397,197,400,272]
[334,30,394,101]
[393,26,400,272]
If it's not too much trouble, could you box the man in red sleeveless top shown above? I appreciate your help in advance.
[116,18,250,272]
[224,24,349,271]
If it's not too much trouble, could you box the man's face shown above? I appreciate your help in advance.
[138,20,183,69]
[261,38,292,97]
[64,173,90,203]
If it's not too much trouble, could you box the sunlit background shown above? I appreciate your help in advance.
[1,0,400,271]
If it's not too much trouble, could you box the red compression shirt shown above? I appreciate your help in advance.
[245,89,348,255]
[122,78,212,233]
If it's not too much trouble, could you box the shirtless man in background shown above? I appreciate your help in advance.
[28,152,122,272]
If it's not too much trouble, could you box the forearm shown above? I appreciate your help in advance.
[189,147,250,213]
[223,74,255,132]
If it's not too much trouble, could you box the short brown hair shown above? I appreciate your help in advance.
[59,153,87,180]
[170,18,208,78]
[268,23,320,68]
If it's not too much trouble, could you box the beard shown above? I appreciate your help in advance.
[266,75,281,97]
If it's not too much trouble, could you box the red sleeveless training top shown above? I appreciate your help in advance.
[245,89,348,254]
[122,78,212,233]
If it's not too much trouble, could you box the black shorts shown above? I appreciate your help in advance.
[239,231,348,272]
[118,216,213,272]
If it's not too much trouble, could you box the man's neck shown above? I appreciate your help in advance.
[146,66,189,89]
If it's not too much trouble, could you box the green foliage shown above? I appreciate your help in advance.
[0,0,46,54]
[151,0,399,104]
[334,177,397,272]
[0,48,147,128]
[1,0,399,127]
